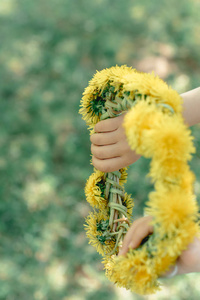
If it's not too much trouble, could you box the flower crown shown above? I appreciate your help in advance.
[79,65,199,295]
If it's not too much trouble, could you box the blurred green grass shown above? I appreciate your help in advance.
[0,0,200,299]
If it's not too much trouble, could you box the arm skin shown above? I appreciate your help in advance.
[182,87,200,126]
[90,87,200,173]
[90,87,200,277]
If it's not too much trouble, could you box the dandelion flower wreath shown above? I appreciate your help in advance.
[79,65,200,295]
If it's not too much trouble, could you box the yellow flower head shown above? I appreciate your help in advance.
[143,114,195,162]
[123,100,164,157]
[85,170,107,209]
[122,192,134,219]
[119,167,128,185]
[80,65,182,127]
[149,157,192,183]
[84,211,117,256]
[109,247,159,295]
[145,187,199,233]
[123,71,182,113]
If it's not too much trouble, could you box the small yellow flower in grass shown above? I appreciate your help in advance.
[85,170,107,209]
[145,187,199,234]
[84,211,116,256]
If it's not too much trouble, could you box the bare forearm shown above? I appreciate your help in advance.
[181,87,200,126]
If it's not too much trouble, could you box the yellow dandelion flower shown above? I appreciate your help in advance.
[154,167,195,194]
[84,211,117,256]
[122,192,134,219]
[108,65,135,86]
[79,65,136,126]
[102,255,116,279]
[154,220,199,261]
[119,167,128,185]
[143,115,195,162]
[179,169,195,192]
[153,252,175,276]
[123,70,182,114]
[85,170,107,209]
[145,188,198,233]
[123,101,164,156]
[110,247,159,295]
[149,157,189,182]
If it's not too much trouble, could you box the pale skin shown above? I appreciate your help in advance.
[90,87,200,277]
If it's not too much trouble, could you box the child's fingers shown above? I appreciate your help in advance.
[119,216,153,256]
[92,156,128,173]
[128,223,153,249]
[91,144,120,160]
[94,113,126,133]
[118,218,147,255]
[90,130,119,146]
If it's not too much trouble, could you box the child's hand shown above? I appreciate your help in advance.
[90,113,141,172]
[118,215,200,277]
[118,216,154,256]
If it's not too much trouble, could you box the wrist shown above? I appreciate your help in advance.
[181,87,200,126]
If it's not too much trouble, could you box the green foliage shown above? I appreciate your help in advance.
[0,0,200,299]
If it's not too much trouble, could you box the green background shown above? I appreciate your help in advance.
[0,0,200,299]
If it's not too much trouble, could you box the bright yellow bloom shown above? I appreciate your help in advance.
[109,247,159,295]
[102,255,116,279]
[149,157,189,182]
[153,167,195,193]
[153,253,175,277]
[143,115,195,162]
[123,192,134,219]
[85,170,107,209]
[79,65,182,127]
[123,70,182,113]
[84,211,116,256]
[123,100,164,156]
[156,220,199,258]
[145,187,198,233]
[119,167,128,185]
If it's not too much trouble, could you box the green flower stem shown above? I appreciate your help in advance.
[107,227,124,256]
[105,179,111,200]
[108,203,128,218]
[108,192,114,229]
[111,170,122,177]
[106,178,124,189]
[108,173,116,231]
[109,188,124,197]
